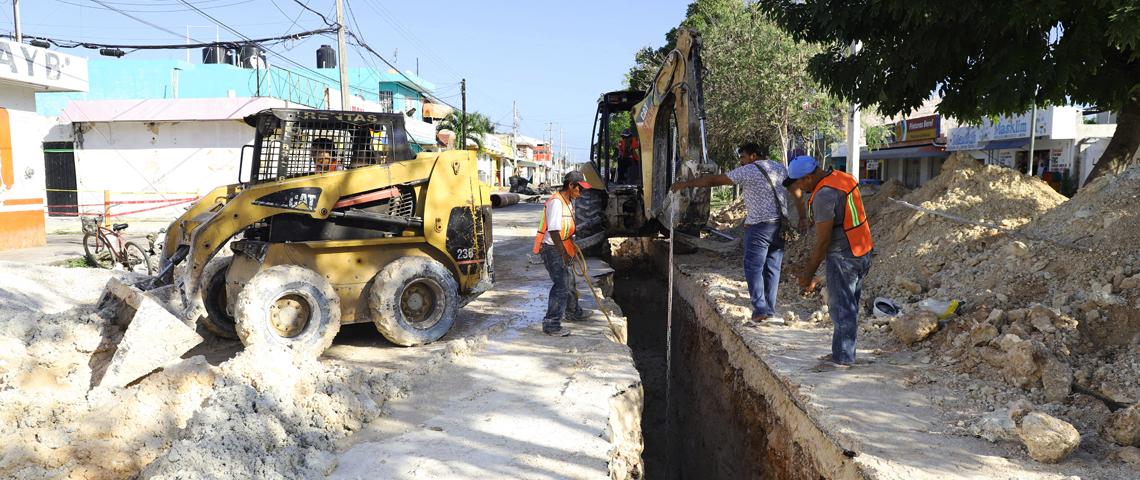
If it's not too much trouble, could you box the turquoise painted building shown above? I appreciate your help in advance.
[36,58,436,117]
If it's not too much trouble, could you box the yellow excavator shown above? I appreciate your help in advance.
[574,28,715,251]
[96,108,493,387]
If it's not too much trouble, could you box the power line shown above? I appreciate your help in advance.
[86,0,197,41]
[59,0,253,14]
[10,27,335,51]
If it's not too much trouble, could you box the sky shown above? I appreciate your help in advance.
[3,0,692,162]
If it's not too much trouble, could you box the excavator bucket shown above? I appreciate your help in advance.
[95,277,204,388]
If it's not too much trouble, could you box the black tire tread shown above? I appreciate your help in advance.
[369,256,459,347]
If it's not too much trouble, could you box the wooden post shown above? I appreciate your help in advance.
[103,190,111,226]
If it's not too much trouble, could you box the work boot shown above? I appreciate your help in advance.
[543,325,571,337]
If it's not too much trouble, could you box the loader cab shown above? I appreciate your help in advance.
[243,108,415,183]
[590,90,646,187]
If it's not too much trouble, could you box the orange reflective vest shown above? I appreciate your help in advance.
[533,192,578,256]
[808,170,873,257]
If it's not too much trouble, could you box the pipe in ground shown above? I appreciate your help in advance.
[490,192,520,208]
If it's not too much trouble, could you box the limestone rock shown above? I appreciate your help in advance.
[1004,339,1047,389]
[891,311,939,345]
[968,322,1000,347]
[1017,412,1081,463]
[1028,305,1057,334]
[1003,241,1030,258]
[996,333,1024,352]
[1041,359,1073,402]
[1110,446,1140,469]
[1122,274,1140,291]
[895,275,924,295]
[1105,405,1140,447]
[972,410,1018,443]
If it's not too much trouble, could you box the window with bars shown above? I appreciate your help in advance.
[247,109,412,183]
[379,91,394,113]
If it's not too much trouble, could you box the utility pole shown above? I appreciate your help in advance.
[846,41,862,182]
[1028,104,1038,175]
[334,0,351,110]
[512,101,519,177]
[12,0,21,42]
[460,78,467,150]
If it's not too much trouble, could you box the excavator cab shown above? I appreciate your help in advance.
[575,28,716,252]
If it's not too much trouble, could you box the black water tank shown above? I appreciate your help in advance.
[202,46,225,64]
[239,43,266,68]
[223,48,236,65]
[317,44,336,69]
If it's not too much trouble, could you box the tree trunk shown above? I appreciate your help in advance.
[1086,91,1140,184]
[779,115,790,165]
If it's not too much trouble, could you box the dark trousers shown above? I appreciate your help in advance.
[541,244,583,331]
[742,221,785,318]
[825,252,872,364]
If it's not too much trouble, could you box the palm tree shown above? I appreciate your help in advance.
[436,111,495,151]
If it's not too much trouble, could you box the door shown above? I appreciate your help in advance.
[43,142,77,217]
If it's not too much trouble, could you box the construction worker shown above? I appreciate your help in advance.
[784,155,874,372]
[534,171,592,336]
[671,142,803,324]
[312,138,338,172]
[616,129,641,184]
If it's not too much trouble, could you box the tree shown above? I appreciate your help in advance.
[436,111,495,152]
[756,0,1140,183]
[624,0,737,91]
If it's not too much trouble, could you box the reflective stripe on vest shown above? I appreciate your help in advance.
[533,192,578,255]
[808,170,874,257]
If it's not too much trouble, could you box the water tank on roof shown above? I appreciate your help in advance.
[238,43,266,69]
[317,44,336,69]
[202,46,225,64]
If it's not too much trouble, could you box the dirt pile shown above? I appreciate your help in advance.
[863,152,1066,303]
[0,264,487,479]
[862,179,911,219]
[864,164,1140,466]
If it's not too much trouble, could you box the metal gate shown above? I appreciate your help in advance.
[43,142,77,217]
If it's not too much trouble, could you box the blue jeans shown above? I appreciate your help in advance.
[742,222,785,318]
[541,244,583,331]
[825,251,872,364]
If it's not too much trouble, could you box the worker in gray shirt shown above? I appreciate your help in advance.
[671,142,805,324]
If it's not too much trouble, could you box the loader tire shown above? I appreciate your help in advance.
[200,256,238,339]
[369,256,459,347]
[573,188,608,254]
[235,265,341,358]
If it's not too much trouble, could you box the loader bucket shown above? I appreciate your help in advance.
[95,277,204,388]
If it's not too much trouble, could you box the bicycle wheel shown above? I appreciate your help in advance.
[123,241,153,275]
[83,233,114,269]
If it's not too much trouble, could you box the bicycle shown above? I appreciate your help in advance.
[80,216,155,275]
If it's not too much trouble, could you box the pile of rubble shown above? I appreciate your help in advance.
[0,265,483,479]
[867,160,1140,468]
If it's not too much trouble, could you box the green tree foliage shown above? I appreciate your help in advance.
[627,0,842,169]
[756,0,1140,182]
[436,111,495,152]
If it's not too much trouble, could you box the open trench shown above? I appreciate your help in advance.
[610,242,849,480]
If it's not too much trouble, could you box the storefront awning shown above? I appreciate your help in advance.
[861,145,947,160]
[517,159,543,168]
[983,138,1028,150]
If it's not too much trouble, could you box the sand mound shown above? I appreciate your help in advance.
[864,153,1066,302]
[862,179,911,219]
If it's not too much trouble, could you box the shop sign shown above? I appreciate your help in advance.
[1049,147,1069,172]
[993,150,1016,168]
[986,110,1049,140]
[946,126,984,151]
[0,40,88,92]
[865,159,880,170]
[893,115,940,142]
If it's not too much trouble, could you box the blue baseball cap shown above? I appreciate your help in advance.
[787,155,819,180]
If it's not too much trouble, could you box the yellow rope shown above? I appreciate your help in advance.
[570,243,624,343]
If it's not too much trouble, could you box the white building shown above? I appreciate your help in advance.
[945,106,1118,188]
[57,97,302,220]
[0,39,88,250]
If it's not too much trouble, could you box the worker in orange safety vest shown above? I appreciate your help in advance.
[785,155,874,372]
[533,171,592,336]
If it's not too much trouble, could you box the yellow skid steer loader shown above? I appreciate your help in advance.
[97,109,493,387]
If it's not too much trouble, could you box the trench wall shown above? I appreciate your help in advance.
[612,238,868,480]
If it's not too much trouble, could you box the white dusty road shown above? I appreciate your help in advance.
[328,203,641,479]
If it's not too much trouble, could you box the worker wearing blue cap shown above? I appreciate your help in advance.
[671,143,806,325]
[785,155,874,372]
